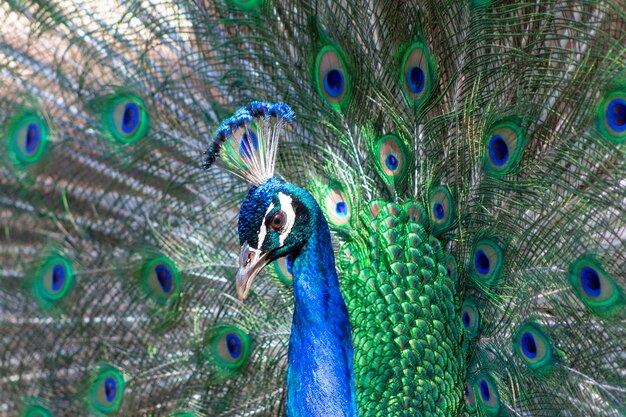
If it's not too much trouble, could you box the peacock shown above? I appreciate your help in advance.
[0,0,624,416]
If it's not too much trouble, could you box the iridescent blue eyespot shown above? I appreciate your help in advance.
[104,377,117,402]
[407,66,425,94]
[212,327,251,368]
[580,266,601,297]
[429,186,454,232]
[475,250,490,274]
[143,257,180,304]
[121,102,139,134]
[488,135,509,166]
[473,372,501,415]
[374,134,410,185]
[568,258,624,317]
[324,69,345,98]
[606,97,626,132]
[106,96,148,143]
[385,154,399,170]
[461,299,479,337]
[51,264,65,291]
[513,323,554,371]
[479,380,490,401]
[434,202,445,220]
[471,240,503,285]
[25,123,40,154]
[323,185,351,228]
[8,113,49,164]
[483,121,526,175]
[598,91,626,142]
[90,365,124,413]
[335,201,348,218]
[35,256,74,305]
[521,332,537,359]
[315,45,350,108]
[226,333,242,359]
[400,42,434,105]
[464,381,476,411]
[155,264,173,293]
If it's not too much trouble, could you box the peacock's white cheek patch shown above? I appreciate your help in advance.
[278,193,296,245]
[256,203,275,249]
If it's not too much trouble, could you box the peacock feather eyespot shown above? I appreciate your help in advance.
[142,256,180,304]
[471,240,503,285]
[210,326,252,369]
[34,256,74,305]
[7,113,49,164]
[103,96,149,144]
[315,45,351,109]
[445,254,458,283]
[320,183,352,228]
[483,121,526,175]
[464,381,477,412]
[461,299,480,337]
[473,372,502,416]
[597,91,626,142]
[428,186,454,233]
[372,134,411,186]
[568,257,624,317]
[274,254,294,285]
[89,365,124,414]
[400,42,435,106]
[512,323,554,371]
[403,201,427,226]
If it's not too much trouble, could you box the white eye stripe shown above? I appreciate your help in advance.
[278,193,295,245]
[256,203,274,249]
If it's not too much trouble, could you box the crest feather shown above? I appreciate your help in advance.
[204,102,295,185]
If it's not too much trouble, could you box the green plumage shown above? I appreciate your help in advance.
[0,0,625,416]
[338,201,467,415]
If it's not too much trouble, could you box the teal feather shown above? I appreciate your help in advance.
[0,0,625,416]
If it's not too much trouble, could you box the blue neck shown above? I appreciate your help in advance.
[286,214,357,417]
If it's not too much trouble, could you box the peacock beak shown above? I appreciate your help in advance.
[236,241,270,300]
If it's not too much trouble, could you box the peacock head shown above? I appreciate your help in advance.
[236,177,318,300]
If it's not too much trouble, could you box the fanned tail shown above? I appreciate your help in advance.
[1,1,625,416]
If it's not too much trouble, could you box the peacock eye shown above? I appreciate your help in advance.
[270,211,286,231]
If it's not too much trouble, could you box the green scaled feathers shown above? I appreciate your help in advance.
[337,201,467,416]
